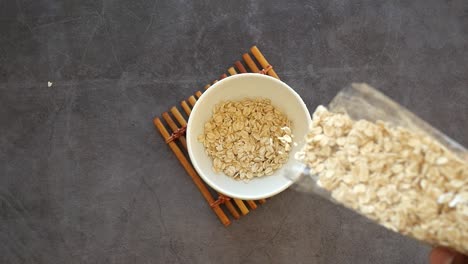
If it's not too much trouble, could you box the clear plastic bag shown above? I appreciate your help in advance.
[287,83,468,254]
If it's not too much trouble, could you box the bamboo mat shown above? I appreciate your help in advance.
[153,46,278,226]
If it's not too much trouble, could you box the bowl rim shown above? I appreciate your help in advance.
[186,73,311,200]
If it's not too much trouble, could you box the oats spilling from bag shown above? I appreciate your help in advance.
[297,105,468,255]
[198,98,292,180]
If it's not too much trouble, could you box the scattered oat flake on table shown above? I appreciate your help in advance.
[47,81,53,87]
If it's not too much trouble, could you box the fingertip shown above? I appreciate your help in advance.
[430,247,456,264]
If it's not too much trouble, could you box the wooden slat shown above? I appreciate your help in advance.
[227,67,237,75]
[220,73,228,79]
[195,91,202,98]
[235,61,248,73]
[181,101,191,116]
[162,112,187,150]
[242,53,260,73]
[246,200,258,210]
[153,118,230,226]
[258,199,267,204]
[233,199,249,215]
[251,46,279,79]
[224,199,241,219]
[188,96,197,107]
[171,107,188,126]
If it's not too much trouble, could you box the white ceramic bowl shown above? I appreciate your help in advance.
[187,74,311,200]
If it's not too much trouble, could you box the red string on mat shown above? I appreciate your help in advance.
[210,195,231,208]
[165,125,187,144]
[259,65,273,75]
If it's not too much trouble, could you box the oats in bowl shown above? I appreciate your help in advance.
[198,98,293,180]
[186,73,311,200]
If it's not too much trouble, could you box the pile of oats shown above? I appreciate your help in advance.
[198,98,293,180]
[297,105,468,254]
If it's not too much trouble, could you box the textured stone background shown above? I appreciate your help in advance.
[1,0,467,263]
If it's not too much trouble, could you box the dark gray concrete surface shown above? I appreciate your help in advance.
[1,0,467,263]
